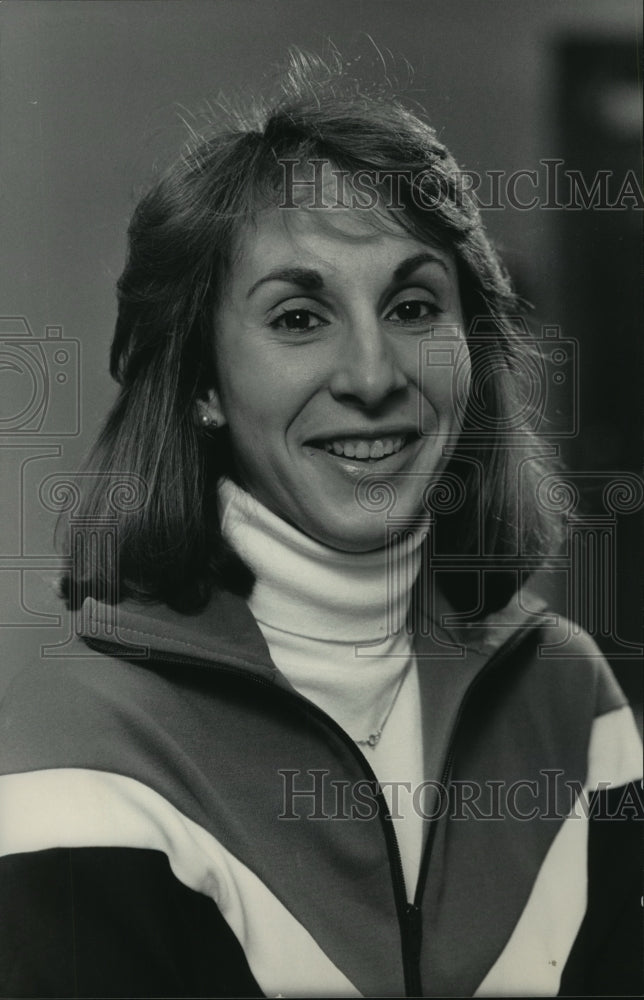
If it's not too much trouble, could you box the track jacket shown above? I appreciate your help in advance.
[0,587,642,998]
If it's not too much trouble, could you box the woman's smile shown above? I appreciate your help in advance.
[304,429,423,477]
[210,200,471,550]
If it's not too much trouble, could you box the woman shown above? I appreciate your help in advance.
[1,55,641,997]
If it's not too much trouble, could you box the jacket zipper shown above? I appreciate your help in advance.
[84,617,542,998]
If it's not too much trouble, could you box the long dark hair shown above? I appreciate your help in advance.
[60,51,563,616]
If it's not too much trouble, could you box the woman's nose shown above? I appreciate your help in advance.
[328,321,407,408]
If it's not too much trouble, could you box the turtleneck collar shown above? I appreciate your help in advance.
[217,477,426,643]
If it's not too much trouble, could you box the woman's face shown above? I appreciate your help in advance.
[211,201,471,551]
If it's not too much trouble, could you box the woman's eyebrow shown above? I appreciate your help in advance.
[247,267,324,298]
[393,252,449,282]
[246,252,448,299]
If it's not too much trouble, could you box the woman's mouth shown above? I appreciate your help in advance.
[309,433,419,463]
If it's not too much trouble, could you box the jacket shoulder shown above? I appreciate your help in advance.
[532,616,629,715]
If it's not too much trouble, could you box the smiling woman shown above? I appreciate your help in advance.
[52,61,555,616]
[0,51,641,999]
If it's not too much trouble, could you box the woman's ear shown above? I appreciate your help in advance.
[196,388,227,429]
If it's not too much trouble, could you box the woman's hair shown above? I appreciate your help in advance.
[60,50,563,616]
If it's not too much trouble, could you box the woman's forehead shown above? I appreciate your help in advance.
[228,200,455,288]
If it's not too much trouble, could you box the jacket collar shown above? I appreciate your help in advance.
[78,580,549,680]
[422,584,551,657]
[77,589,278,681]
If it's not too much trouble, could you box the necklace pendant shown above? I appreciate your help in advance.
[355,662,413,749]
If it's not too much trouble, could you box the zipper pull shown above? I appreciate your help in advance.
[406,902,423,959]
[404,903,423,996]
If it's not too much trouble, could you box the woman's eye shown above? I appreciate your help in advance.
[271,309,325,333]
[387,299,439,324]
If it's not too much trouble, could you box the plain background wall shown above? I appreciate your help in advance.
[1,0,642,698]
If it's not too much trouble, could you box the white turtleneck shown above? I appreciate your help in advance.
[218,477,427,899]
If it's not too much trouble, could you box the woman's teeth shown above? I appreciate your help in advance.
[323,436,406,460]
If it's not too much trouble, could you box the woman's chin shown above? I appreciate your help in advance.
[290,507,422,554]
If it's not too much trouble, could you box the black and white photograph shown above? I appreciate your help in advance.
[1,1,642,996]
